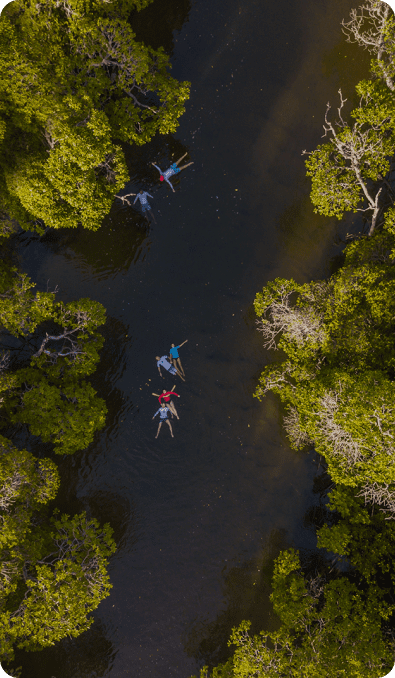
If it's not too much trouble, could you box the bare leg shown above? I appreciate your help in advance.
[175,153,188,166]
[170,356,181,373]
[155,422,163,438]
[165,419,174,437]
[178,162,194,172]
[174,367,185,382]
[176,357,185,376]
[148,209,156,224]
[168,400,179,419]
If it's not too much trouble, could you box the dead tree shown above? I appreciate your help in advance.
[303,89,394,236]
[342,0,395,91]
[256,281,328,350]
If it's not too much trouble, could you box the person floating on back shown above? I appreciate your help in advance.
[152,386,180,419]
[169,340,188,377]
[133,190,156,223]
[156,355,185,381]
[152,153,194,192]
[152,403,174,438]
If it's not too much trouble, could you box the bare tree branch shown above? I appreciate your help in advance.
[342,0,395,90]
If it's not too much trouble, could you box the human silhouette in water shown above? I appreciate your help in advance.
[152,386,180,419]
[152,153,194,192]
[169,340,188,376]
[152,403,174,438]
[116,190,156,223]
[156,355,185,381]
[133,190,156,223]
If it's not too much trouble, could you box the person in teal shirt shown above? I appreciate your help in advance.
[169,340,188,376]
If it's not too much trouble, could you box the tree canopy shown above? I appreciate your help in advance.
[0,0,190,233]
[0,0,192,663]
[0,258,107,455]
[0,256,114,661]
[0,436,116,661]
[193,547,393,678]
[198,2,395,676]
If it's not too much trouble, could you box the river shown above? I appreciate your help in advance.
[13,0,370,675]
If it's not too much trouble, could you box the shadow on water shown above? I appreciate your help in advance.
[275,188,366,280]
[183,529,287,672]
[82,490,138,551]
[183,476,341,676]
[88,316,132,426]
[3,309,139,675]
[130,0,192,55]
[7,619,116,678]
[40,213,151,279]
[38,134,192,279]
[5,0,381,675]
[321,34,372,104]
[122,135,192,186]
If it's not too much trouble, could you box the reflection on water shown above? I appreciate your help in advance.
[7,0,376,676]
[183,528,287,670]
[40,212,152,279]
[8,620,116,678]
[130,0,192,55]
[321,35,371,102]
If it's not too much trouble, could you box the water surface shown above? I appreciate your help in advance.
[12,0,370,675]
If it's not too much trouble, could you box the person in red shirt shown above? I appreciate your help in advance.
[152,385,180,419]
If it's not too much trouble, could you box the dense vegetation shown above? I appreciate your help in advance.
[193,2,395,677]
[0,0,190,234]
[0,0,190,664]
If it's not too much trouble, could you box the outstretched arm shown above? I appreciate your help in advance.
[165,177,175,192]
[116,193,136,206]
[179,340,188,347]
[157,365,162,377]
[152,393,161,397]
[152,163,162,174]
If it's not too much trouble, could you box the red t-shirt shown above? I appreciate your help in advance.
[158,391,179,403]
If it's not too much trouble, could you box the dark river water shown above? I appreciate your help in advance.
[10,0,371,676]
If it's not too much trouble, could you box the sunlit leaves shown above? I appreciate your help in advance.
[0,0,190,232]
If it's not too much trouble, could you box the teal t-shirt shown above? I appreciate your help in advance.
[170,345,180,358]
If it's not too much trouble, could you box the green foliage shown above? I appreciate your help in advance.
[2,512,115,655]
[280,369,395,488]
[317,485,395,603]
[0,0,190,233]
[253,233,395,494]
[304,80,395,225]
[194,549,393,678]
[0,263,107,454]
[10,379,106,455]
[0,256,112,661]
[0,264,55,337]
[202,7,395,678]
[0,436,116,660]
